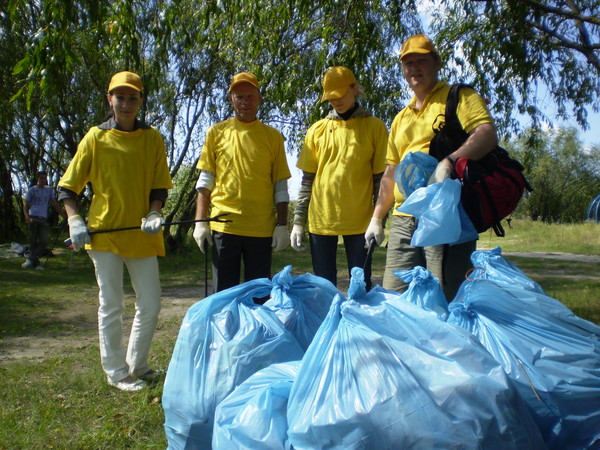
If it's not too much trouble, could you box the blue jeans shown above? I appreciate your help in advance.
[211,232,272,293]
[27,216,49,265]
[309,233,373,291]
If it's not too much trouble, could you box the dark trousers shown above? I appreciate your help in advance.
[309,233,372,291]
[28,217,49,265]
[211,232,272,293]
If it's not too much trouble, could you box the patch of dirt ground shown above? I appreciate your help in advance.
[1,251,598,364]
[0,286,205,365]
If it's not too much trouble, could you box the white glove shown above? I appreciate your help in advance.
[364,217,384,247]
[193,222,211,253]
[68,215,91,251]
[141,211,162,234]
[272,225,290,252]
[427,160,453,185]
[290,224,304,251]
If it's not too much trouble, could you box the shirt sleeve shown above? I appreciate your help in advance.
[58,130,94,194]
[372,118,389,174]
[297,124,319,173]
[457,87,494,133]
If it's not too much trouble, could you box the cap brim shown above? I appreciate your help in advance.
[320,86,350,102]
[228,81,260,92]
[109,83,142,92]
[400,49,434,60]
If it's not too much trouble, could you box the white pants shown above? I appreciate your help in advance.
[88,250,161,383]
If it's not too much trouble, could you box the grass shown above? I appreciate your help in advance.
[0,219,599,448]
[477,218,600,254]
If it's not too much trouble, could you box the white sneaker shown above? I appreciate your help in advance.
[109,378,147,392]
[21,260,34,269]
[35,265,45,271]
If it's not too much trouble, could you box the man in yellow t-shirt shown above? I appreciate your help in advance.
[366,34,499,301]
[193,72,291,293]
[291,66,388,290]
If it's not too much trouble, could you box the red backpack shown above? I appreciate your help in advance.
[429,84,532,237]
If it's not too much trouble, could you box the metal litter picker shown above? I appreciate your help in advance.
[63,213,232,247]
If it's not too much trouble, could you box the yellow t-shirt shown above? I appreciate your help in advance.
[387,81,493,214]
[59,126,173,257]
[298,115,388,235]
[197,118,291,237]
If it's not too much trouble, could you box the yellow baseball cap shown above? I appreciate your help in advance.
[108,71,143,92]
[400,34,438,60]
[320,66,356,102]
[228,72,260,92]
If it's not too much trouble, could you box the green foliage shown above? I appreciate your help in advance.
[429,0,600,134]
[3,0,421,239]
[2,0,599,240]
[505,128,600,223]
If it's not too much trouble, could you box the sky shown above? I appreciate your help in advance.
[538,110,599,149]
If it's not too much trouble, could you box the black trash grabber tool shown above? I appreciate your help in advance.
[64,213,232,247]
[204,240,209,298]
[362,238,376,271]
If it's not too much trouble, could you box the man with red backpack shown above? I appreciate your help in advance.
[366,34,499,302]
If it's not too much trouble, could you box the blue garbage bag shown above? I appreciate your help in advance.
[394,266,449,320]
[447,270,600,450]
[212,361,301,449]
[287,267,545,449]
[162,278,305,449]
[469,246,546,294]
[394,151,438,198]
[263,265,340,351]
[398,179,478,247]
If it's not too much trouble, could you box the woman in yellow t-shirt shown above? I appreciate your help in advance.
[59,71,173,392]
[291,66,388,290]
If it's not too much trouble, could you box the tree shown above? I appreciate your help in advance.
[507,127,600,223]
[3,0,421,243]
[2,0,599,243]
[429,0,600,134]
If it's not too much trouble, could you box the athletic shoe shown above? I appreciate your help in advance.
[109,378,147,392]
[21,260,34,269]
[35,265,45,271]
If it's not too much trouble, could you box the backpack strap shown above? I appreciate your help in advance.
[428,83,470,160]
[443,83,470,146]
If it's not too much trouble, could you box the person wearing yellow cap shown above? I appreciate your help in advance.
[193,72,291,293]
[366,34,498,301]
[58,71,173,391]
[291,66,388,290]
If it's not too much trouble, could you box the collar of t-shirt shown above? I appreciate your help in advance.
[326,103,372,121]
[97,117,151,131]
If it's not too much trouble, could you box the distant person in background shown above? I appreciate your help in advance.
[58,71,173,392]
[290,66,388,290]
[193,72,291,293]
[22,171,66,270]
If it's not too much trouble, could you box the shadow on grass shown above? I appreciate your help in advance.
[0,254,98,339]
[0,291,97,340]
[507,256,600,277]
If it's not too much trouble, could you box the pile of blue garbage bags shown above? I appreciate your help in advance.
[162,249,600,449]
